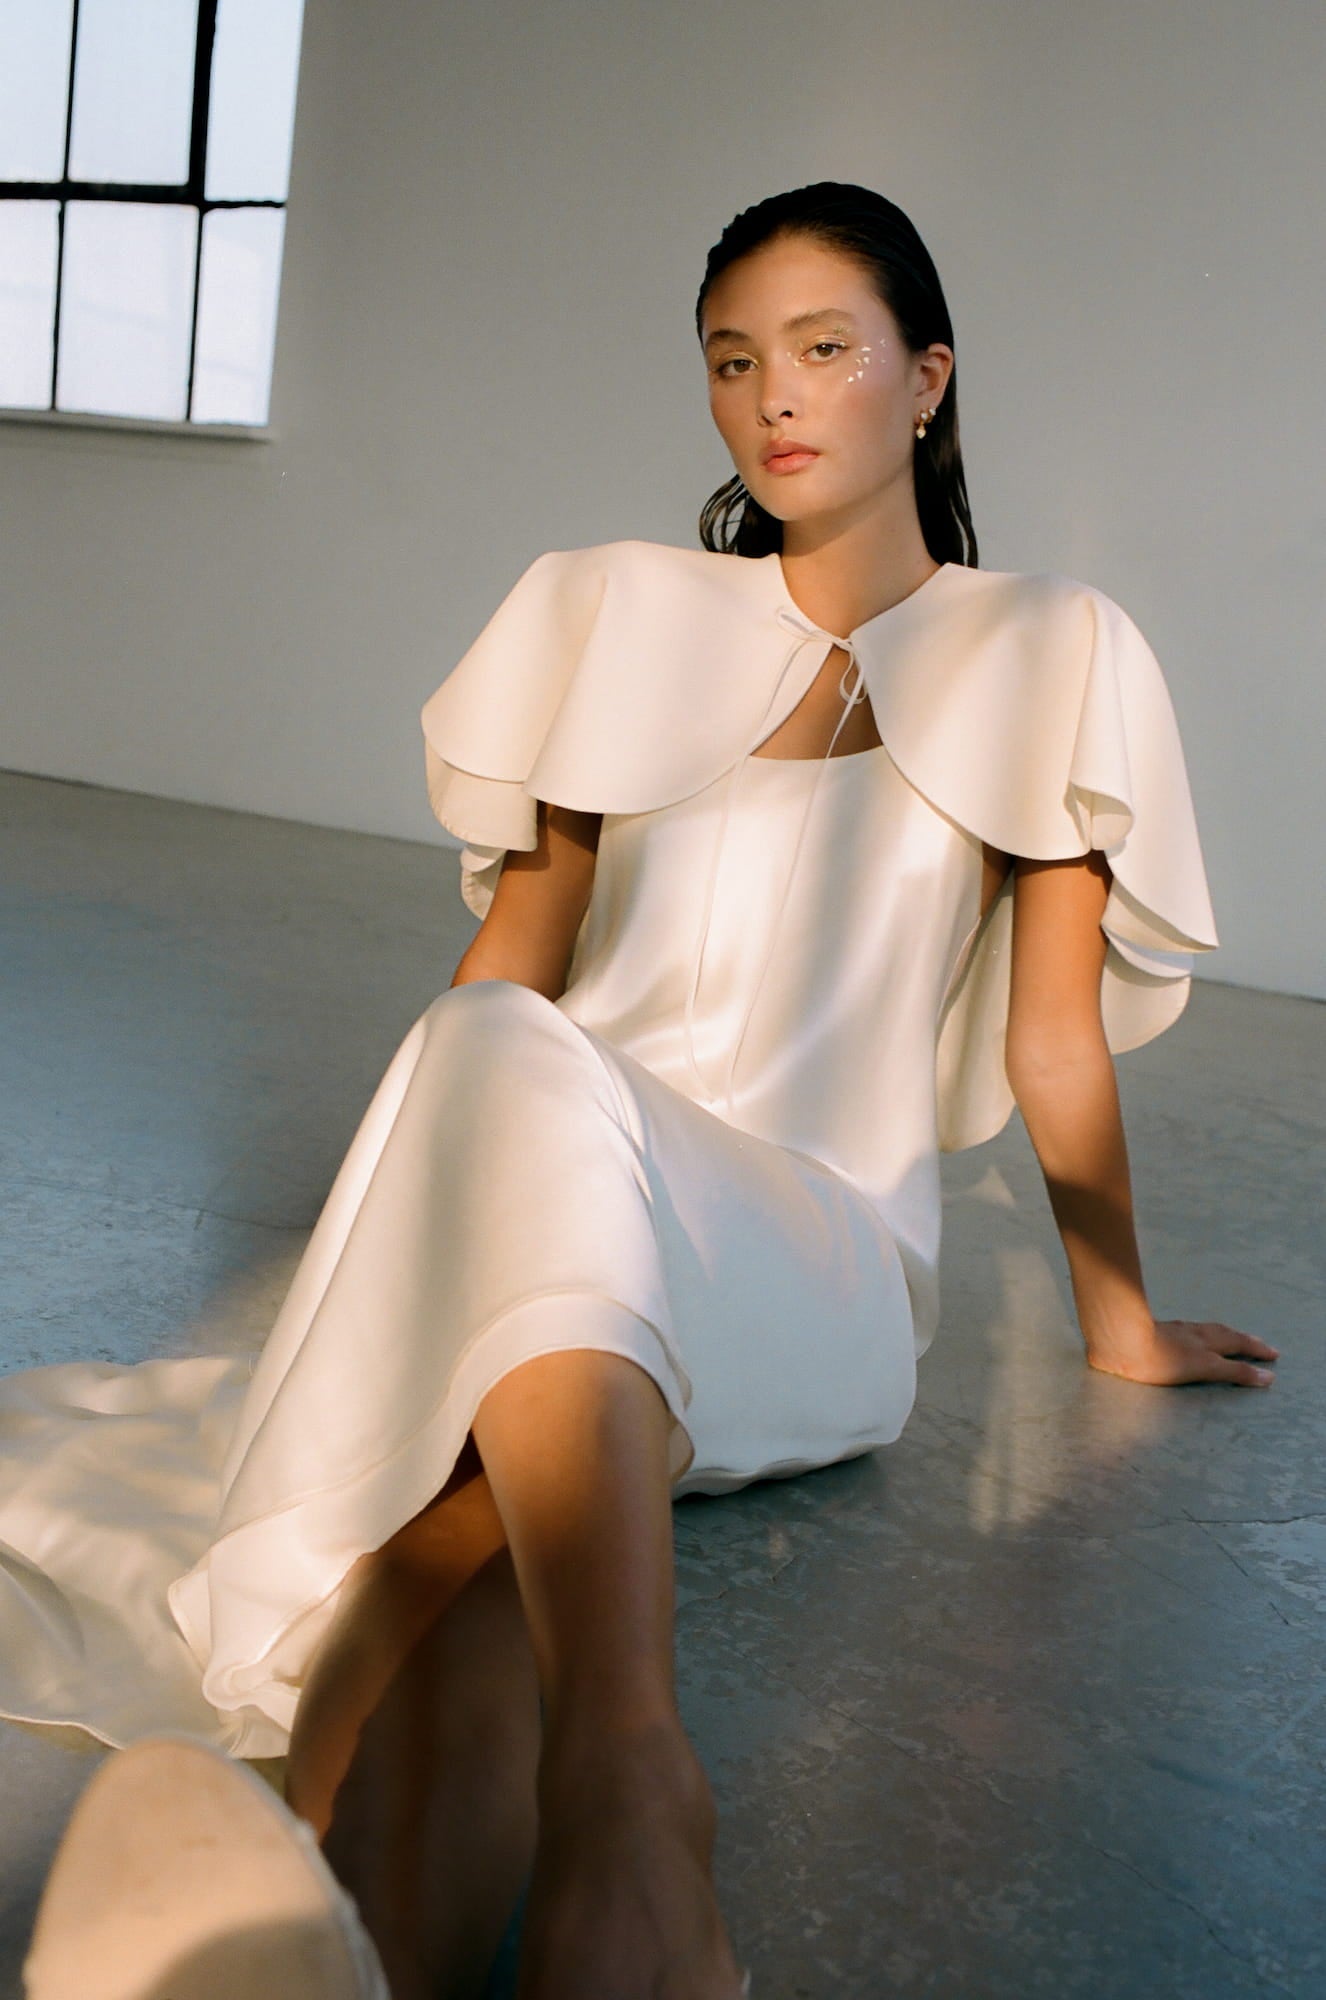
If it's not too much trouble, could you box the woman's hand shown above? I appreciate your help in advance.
[1085,1317,1280,1388]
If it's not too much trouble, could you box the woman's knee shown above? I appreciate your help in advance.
[471,1347,676,1480]
[424,976,560,1039]
[419,979,595,1099]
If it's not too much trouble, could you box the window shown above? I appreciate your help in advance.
[0,0,305,433]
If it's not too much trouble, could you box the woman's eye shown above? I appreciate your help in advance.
[713,341,844,379]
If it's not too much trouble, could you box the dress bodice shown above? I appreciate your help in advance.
[423,536,1219,1158]
[556,737,985,1352]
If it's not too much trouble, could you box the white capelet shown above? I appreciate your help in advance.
[419,539,1219,1153]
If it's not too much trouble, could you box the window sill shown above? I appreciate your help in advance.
[0,407,275,443]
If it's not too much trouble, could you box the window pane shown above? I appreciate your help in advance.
[57,200,197,421]
[0,0,75,180]
[0,200,59,406]
[67,0,198,186]
[205,0,304,202]
[190,204,283,424]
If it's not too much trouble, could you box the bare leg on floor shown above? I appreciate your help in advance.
[470,1347,745,2000]
[285,1432,508,1841]
[286,1437,541,2000]
[323,1546,542,2000]
[287,1346,744,2000]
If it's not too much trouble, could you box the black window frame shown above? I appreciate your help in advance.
[0,0,289,431]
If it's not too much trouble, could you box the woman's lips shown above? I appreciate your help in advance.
[762,450,820,474]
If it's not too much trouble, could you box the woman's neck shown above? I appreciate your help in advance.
[777,507,937,637]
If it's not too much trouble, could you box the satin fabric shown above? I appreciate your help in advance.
[559,737,986,1354]
[0,740,948,1758]
[0,544,1219,1762]
[421,540,1219,1149]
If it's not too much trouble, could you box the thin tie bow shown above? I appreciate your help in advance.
[682,603,870,1115]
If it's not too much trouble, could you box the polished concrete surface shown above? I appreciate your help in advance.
[1,767,1322,1999]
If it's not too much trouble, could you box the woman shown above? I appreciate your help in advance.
[11,182,1275,2000]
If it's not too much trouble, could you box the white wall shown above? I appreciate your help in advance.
[2,0,1322,999]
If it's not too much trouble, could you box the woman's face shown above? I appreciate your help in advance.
[700,232,953,532]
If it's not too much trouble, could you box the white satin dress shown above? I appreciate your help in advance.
[0,696,979,1759]
[0,543,1218,1761]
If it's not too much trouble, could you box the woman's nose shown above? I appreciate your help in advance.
[758,362,800,424]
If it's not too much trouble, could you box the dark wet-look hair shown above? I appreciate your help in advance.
[695,181,978,567]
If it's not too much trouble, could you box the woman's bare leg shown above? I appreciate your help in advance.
[470,1348,745,2000]
[286,1439,541,2000]
[322,1546,542,2000]
[287,1344,744,1999]
[285,1433,508,1841]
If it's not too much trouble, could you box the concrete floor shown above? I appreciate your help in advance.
[1,765,1322,2000]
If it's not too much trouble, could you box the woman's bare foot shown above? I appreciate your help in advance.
[516,1714,746,2000]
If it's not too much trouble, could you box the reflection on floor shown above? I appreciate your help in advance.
[2,768,1322,2000]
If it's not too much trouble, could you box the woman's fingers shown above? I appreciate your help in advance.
[1194,1320,1279,1359]
[1090,1321,1281,1388]
[1151,1321,1278,1388]
[1190,1322,1276,1386]
[1203,1349,1276,1388]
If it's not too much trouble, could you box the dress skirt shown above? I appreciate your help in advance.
[0,979,916,1757]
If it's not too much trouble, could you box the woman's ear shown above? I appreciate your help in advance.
[917,342,954,407]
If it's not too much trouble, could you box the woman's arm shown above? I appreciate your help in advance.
[450,800,602,1000]
[1000,849,1278,1389]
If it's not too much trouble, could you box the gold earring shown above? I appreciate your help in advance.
[915,406,937,440]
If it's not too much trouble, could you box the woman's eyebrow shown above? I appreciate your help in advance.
[703,308,856,352]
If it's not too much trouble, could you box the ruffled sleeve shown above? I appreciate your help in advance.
[904,576,1220,1151]
[419,546,608,917]
[422,547,1219,1145]
[420,538,798,918]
